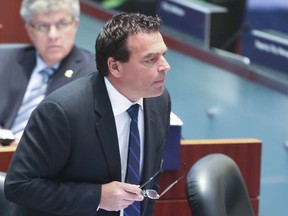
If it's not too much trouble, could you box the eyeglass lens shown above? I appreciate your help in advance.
[29,19,74,33]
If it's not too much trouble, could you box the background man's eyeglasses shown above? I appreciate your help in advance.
[29,19,75,33]
[140,163,186,200]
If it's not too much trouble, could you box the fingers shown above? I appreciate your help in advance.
[99,181,144,212]
[123,183,143,202]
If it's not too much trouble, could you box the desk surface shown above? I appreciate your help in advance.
[79,0,288,96]
[0,146,17,152]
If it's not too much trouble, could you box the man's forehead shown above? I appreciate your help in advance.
[32,10,71,22]
[127,32,166,51]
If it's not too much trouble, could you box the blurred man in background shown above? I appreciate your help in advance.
[0,0,96,145]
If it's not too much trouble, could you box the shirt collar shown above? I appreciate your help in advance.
[104,77,143,117]
[35,53,59,73]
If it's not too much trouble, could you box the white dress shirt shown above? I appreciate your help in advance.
[11,54,58,141]
[104,77,144,216]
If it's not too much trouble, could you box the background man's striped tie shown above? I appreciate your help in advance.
[11,67,54,136]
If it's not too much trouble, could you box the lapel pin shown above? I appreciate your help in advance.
[64,70,74,78]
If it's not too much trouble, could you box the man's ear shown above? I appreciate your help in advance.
[107,57,121,78]
[25,23,33,39]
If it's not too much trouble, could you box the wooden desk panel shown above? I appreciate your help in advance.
[79,0,288,96]
[154,138,261,216]
[0,146,17,172]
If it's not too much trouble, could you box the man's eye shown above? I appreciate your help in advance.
[57,21,69,29]
[146,58,155,63]
[143,58,156,67]
[37,24,49,31]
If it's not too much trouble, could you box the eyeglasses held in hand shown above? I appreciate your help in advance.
[140,163,186,199]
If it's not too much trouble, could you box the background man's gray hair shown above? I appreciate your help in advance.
[20,0,80,22]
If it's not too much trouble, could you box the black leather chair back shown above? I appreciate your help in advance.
[0,171,11,215]
[185,153,255,216]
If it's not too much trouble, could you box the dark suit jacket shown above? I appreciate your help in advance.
[5,72,171,216]
[0,44,96,129]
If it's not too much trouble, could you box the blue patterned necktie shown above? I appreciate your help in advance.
[124,104,141,216]
[11,67,54,135]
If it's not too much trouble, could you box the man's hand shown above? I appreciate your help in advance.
[99,181,144,211]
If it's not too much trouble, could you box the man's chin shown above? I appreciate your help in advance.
[146,88,165,98]
[44,53,66,65]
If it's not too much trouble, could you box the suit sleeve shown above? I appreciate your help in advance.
[5,100,101,215]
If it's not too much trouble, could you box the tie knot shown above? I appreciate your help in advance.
[40,67,54,83]
[127,104,139,121]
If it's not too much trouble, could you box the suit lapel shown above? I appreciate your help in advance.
[19,46,36,80]
[141,99,159,184]
[6,47,36,128]
[93,74,122,181]
[140,99,161,214]
[47,46,86,93]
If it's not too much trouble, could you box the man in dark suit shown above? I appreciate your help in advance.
[5,12,171,216]
[0,0,96,144]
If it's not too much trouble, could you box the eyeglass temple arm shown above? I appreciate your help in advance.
[140,159,164,189]
[159,175,184,197]
[159,163,186,197]
[140,169,162,189]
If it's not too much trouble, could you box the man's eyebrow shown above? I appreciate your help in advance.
[143,52,158,59]
[143,48,168,59]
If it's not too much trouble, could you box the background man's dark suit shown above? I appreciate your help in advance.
[5,72,171,216]
[0,45,96,129]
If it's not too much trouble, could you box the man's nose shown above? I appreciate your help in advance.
[158,57,171,73]
[47,25,59,38]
